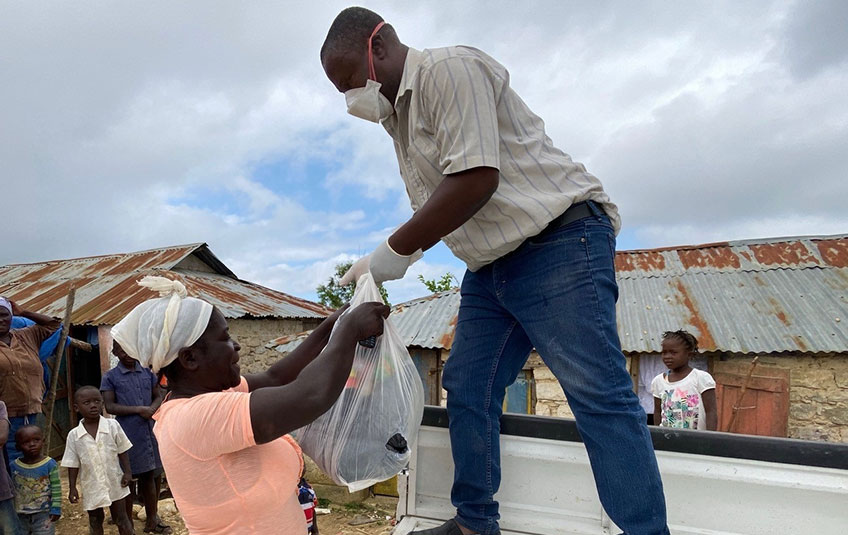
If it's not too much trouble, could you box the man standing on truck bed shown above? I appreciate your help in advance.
[321,7,669,535]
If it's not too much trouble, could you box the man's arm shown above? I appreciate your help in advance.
[245,304,349,391]
[388,55,502,256]
[702,389,718,431]
[388,167,499,255]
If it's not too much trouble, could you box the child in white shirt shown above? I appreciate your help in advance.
[651,330,717,430]
[60,386,135,535]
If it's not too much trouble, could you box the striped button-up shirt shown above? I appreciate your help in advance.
[382,46,621,271]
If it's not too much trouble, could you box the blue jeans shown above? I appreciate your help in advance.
[0,498,22,535]
[17,512,52,535]
[443,207,669,535]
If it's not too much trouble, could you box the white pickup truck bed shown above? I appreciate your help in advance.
[394,408,848,535]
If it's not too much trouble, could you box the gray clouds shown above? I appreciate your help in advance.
[1,1,846,302]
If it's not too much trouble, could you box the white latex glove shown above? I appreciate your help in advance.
[339,255,371,286]
[369,240,423,284]
[338,240,423,286]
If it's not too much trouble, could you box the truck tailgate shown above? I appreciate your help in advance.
[394,408,848,535]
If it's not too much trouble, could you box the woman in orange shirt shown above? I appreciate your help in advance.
[112,277,388,535]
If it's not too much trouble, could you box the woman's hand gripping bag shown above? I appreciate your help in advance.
[292,273,425,491]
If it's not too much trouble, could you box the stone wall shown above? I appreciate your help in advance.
[229,317,324,374]
[527,350,848,443]
[712,352,848,443]
[529,353,633,419]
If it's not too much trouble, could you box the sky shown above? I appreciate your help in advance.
[2,1,847,305]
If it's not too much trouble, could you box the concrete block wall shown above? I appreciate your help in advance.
[229,317,324,374]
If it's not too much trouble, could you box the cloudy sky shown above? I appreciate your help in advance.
[2,1,847,305]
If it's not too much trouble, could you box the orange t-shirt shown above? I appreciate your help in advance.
[153,378,305,535]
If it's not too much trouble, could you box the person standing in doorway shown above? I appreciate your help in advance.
[320,8,668,535]
[651,331,717,431]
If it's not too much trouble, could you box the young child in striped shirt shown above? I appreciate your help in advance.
[10,425,61,534]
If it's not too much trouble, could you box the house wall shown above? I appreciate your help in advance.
[229,317,325,374]
[523,350,848,443]
[527,353,632,419]
[712,352,848,442]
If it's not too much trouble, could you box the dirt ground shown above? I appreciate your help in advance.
[54,472,399,535]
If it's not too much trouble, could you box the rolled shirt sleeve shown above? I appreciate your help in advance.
[60,435,80,469]
[421,55,502,175]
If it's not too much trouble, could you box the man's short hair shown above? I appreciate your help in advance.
[321,6,384,61]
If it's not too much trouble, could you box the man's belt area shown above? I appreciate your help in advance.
[537,201,597,235]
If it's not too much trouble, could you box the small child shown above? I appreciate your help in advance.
[60,386,135,535]
[298,472,319,535]
[9,425,61,534]
[651,330,718,430]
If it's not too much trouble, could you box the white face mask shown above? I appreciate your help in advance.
[345,79,394,123]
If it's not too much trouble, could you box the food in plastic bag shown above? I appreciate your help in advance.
[292,273,425,491]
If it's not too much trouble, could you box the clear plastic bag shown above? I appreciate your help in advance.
[292,273,425,491]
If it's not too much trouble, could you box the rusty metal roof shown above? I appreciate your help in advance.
[267,289,462,353]
[615,234,848,353]
[388,289,461,349]
[268,234,848,356]
[0,244,331,325]
[267,330,313,354]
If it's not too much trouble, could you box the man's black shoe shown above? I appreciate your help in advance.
[410,518,500,535]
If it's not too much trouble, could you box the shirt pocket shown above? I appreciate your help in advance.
[408,137,444,188]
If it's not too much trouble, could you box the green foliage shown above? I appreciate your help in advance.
[342,502,369,513]
[316,261,390,308]
[418,272,459,293]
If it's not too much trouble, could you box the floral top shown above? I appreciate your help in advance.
[651,368,716,430]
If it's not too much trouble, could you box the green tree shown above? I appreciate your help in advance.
[316,261,390,308]
[418,272,459,293]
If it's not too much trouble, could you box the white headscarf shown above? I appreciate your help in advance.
[111,276,213,373]
[0,297,11,316]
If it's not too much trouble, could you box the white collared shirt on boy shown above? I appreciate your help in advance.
[60,416,132,511]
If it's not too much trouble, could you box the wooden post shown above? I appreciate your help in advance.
[68,337,92,352]
[725,356,759,433]
[44,285,75,454]
[629,354,641,394]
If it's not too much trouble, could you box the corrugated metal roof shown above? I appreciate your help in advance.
[0,244,331,325]
[388,289,461,349]
[267,289,462,353]
[268,234,848,355]
[614,234,848,278]
[268,330,312,354]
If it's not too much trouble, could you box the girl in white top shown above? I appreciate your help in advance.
[651,330,718,430]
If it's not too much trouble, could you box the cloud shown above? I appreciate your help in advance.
[2,0,846,308]
[780,0,848,79]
